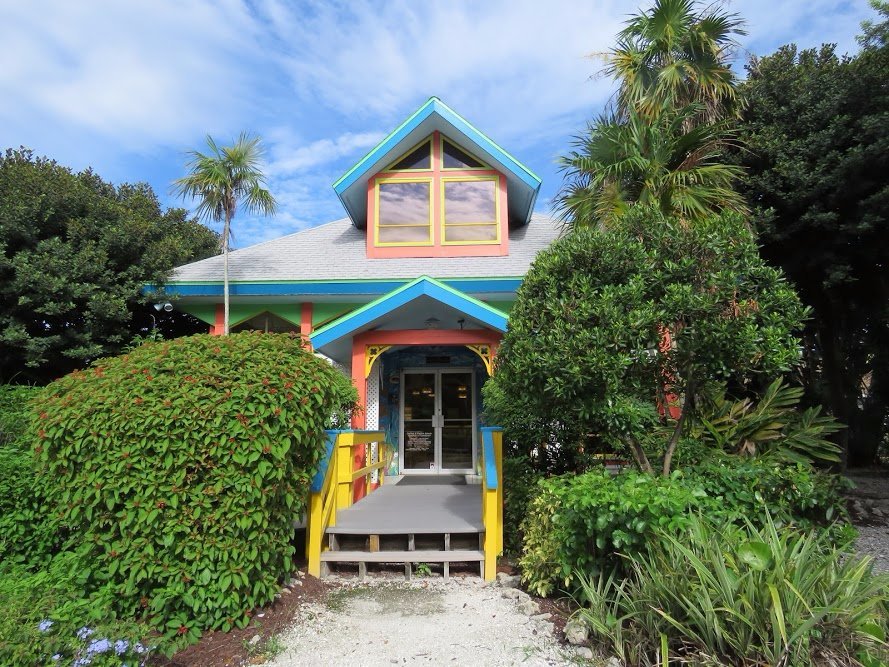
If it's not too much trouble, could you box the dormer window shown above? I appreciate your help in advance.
[367,131,508,258]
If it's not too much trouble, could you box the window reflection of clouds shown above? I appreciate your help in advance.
[444,180,495,222]
[445,224,497,242]
[379,182,430,226]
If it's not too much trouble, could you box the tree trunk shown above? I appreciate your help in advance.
[223,210,231,335]
[662,374,694,477]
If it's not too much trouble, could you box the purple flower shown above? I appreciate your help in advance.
[87,638,111,654]
[76,626,94,641]
[114,639,130,655]
[51,655,62,662]
[133,642,147,654]
[38,619,54,632]
[73,657,92,667]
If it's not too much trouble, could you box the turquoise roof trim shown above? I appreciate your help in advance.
[333,97,542,228]
[310,275,508,349]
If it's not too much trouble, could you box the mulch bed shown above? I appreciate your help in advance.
[149,570,331,667]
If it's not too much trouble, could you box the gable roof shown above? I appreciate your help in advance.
[333,97,541,229]
[311,276,508,351]
[168,213,562,286]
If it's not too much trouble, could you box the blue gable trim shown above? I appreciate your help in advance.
[310,276,508,349]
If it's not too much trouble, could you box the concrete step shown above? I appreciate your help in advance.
[320,549,484,563]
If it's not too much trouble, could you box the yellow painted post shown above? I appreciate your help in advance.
[483,487,498,581]
[336,432,354,509]
[306,490,323,577]
[494,430,504,557]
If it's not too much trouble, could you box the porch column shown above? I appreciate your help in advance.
[351,339,366,429]
[209,303,224,336]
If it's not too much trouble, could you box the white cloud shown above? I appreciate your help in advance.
[266,130,384,176]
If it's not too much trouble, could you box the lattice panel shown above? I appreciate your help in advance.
[366,360,380,429]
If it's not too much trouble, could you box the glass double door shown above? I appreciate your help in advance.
[401,369,475,473]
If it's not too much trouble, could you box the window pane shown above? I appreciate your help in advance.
[379,225,431,243]
[442,139,484,169]
[444,180,496,223]
[444,224,498,242]
[379,181,430,226]
[390,141,431,170]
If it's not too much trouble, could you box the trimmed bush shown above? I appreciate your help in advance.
[31,332,357,644]
[521,460,851,597]
[520,470,699,596]
[0,384,36,446]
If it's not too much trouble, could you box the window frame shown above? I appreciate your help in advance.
[439,136,490,171]
[440,175,501,246]
[383,138,433,173]
[374,176,435,247]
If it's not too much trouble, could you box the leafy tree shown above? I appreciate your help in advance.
[558,0,747,228]
[0,149,218,382]
[174,133,277,335]
[557,104,747,227]
[484,206,806,476]
[604,0,746,122]
[735,20,889,465]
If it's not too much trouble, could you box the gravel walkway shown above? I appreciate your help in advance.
[848,470,889,574]
[258,576,575,667]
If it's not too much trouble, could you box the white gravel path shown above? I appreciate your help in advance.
[259,576,575,667]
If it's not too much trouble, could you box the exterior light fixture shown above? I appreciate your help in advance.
[424,317,440,330]
[154,302,173,312]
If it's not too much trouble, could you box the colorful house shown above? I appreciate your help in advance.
[165,98,561,579]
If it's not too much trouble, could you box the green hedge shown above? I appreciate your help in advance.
[520,460,851,596]
[31,332,357,645]
[0,385,36,446]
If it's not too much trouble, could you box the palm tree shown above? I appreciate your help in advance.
[556,104,747,228]
[604,0,746,123]
[174,133,277,335]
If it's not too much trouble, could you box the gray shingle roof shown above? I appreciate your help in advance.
[170,213,562,282]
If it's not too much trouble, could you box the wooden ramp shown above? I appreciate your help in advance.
[322,480,484,579]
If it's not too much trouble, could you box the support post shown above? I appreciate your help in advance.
[336,431,355,509]
[306,490,323,577]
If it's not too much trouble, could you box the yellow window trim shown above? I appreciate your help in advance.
[440,135,490,170]
[383,138,433,173]
[374,177,434,247]
[440,175,501,246]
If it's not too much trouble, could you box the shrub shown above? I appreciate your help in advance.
[484,207,806,476]
[520,470,699,596]
[0,553,153,667]
[0,443,61,567]
[502,456,542,555]
[0,384,36,446]
[520,460,852,597]
[577,515,889,666]
[31,332,357,645]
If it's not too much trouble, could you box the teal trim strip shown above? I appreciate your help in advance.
[480,427,502,490]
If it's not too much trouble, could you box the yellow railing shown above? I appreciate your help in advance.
[479,427,503,582]
[306,430,393,577]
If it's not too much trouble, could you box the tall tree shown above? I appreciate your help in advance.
[735,22,889,465]
[0,149,219,382]
[174,133,277,335]
[604,0,746,123]
[558,104,747,227]
[558,0,746,228]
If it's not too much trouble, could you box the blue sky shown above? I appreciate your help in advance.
[0,0,874,249]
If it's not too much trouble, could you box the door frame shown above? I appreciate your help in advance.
[399,367,477,475]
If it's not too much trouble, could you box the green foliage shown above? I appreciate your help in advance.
[0,384,36,446]
[0,553,153,666]
[576,515,889,666]
[519,470,700,597]
[0,443,61,567]
[502,456,542,555]
[0,385,59,566]
[735,30,889,465]
[692,378,844,464]
[31,332,357,643]
[519,460,850,598]
[0,148,218,382]
[485,207,806,475]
